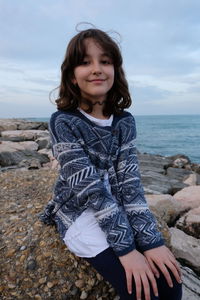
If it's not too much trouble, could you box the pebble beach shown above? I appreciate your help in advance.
[0,118,200,300]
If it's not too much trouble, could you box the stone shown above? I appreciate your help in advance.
[75,279,84,288]
[1,130,49,142]
[181,266,200,300]
[176,206,200,239]
[173,186,200,210]
[80,291,88,299]
[170,228,200,273]
[27,259,37,271]
[146,194,188,225]
[166,167,193,182]
[0,141,49,167]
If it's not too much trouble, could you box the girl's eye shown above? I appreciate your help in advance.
[81,61,90,65]
[101,60,111,64]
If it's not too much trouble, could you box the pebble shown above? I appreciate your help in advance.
[27,259,37,270]
[80,291,88,299]
[20,245,26,251]
[75,279,84,288]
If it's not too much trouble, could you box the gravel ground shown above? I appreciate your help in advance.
[0,168,117,300]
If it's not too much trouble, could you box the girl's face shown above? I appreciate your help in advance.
[72,38,114,103]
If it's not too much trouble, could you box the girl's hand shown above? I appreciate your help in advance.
[143,245,182,288]
[119,249,158,300]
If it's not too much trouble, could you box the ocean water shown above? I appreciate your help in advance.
[26,114,200,164]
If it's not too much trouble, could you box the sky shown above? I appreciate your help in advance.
[0,0,200,118]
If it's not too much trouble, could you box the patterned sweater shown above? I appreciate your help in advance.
[40,109,164,256]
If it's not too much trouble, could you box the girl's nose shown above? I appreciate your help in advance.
[92,62,102,74]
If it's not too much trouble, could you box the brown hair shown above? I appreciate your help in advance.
[54,28,132,116]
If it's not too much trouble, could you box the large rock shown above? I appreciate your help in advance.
[166,167,194,182]
[1,130,49,142]
[0,119,48,131]
[141,171,187,194]
[138,152,172,172]
[146,194,188,225]
[0,141,49,167]
[181,266,200,300]
[170,228,200,274]
[176,206,200,239]
[173,186,200,210]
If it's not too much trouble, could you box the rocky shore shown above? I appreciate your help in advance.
[0,118,200,300]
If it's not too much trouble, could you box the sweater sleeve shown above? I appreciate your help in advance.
[48,113,136,256]
[117,114,164,252]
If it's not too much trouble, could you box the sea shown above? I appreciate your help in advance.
[26,114,200,164]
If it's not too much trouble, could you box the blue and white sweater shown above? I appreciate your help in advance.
[40,109,164,256]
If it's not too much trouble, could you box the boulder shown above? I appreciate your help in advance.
[173,186,200,210]
[181,266,200,300]
[141,171,187,194]
[170,228,200,274]
[1,130,49,142]
[0,141,49,167]
[166,167,193,182]
[176,206,200,239]
[167,154,191,167]
[138,152,172,171]
[36,137,51,150]
[146,194,188,225]
[0,119,48,131]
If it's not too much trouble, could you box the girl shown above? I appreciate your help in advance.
[40,28,182,300]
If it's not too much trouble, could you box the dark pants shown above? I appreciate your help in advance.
[84,247,182,300]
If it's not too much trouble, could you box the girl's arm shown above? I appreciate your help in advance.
[117,114,182,286]
[47,112,135,257]
[117,113,164,251]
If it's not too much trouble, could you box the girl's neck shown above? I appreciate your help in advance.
[79,102,109,120]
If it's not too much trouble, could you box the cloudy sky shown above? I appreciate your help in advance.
[0,0,200,118]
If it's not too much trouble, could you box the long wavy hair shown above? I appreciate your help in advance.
[54,28,132,116]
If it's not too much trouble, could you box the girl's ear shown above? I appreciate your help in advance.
[71,76,77,85]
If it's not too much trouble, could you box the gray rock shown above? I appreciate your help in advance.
[181,266,200,300]
[166,167,193,181]
[36,137,51,150]
[0,119,48,131]
[141,171,187,194]
[170,228,200,273]
[0,141,49,167]
[1,130,49,142]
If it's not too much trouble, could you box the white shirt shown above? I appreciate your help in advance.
[63,108,113,257]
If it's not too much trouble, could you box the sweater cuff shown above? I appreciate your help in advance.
[139,239,165,253]
[114,242,136,257]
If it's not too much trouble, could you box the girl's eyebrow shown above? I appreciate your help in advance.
[84,52,111,58]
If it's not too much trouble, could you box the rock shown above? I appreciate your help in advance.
[173,186,200,210]
[176,206,200,239]
[183,173,199,186]
[80,291,88,299]
[1,129,49,142]
[26,259,37,271]
[167,154,191,167]
[0,141,49,167]
[146,194,188,225]
[181,266,200,300]
[0,119,48,131]
[166,167,193,182]
[141,171,187,194]
[170,228,200,273]
[36,137,51,149]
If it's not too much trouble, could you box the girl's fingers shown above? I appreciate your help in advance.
[125,270,132,295]
[159,263,173,287]
[147,258,160,278]
[167,260,182,284]
[146,270,159,298]
[134,274,142,300]
[140,273,151,300]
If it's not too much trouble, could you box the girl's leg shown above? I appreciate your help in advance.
[83,247,158,300]
[156,267,182,300]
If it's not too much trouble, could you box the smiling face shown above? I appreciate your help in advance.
[72,38,115,103]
